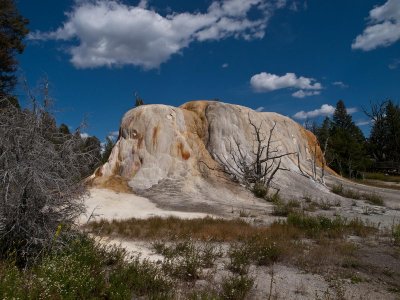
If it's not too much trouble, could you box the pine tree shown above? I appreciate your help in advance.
[329,100,368,177]
[367,100,400,165]
[0,0,29,97]
[385,101,400,163]
[332,100,352,130]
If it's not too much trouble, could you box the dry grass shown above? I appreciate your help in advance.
[88,216,265,241]
[87,214,377,242]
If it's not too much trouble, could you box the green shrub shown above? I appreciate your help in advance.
[251,238,281,266]
[363,193,384,206]
[393,224,400,246]
[331,184,361,200]
[272,199,300,217]
[227,244,252,275]
[162,242,203,281]
[220,275,254,300]
[331,184,344,195]
[252,183,268,198]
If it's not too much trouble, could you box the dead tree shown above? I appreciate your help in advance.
[0,89,96,266]
[213,114,294,198]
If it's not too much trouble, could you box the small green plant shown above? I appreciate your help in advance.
[318,199,333,210]
[227,243,252,275]
[201,243,223,268]
[272,199,300,217]
[252,183,268,198]
[331,184,344,195]
[363,193,384,206]
[250,238,282,266]
[392,223,400,245]
[331,184,361,200]
[161,240,203,281]
[220,275,254,300]
[266,192,281,204]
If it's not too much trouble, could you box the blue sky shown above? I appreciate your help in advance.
[16,0,400,140]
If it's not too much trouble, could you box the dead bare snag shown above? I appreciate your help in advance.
[0,89,97,266]
[212,114,294,198]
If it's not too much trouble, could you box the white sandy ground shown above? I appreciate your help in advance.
[78,188,213,225]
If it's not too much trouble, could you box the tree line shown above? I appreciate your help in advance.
[310,99,400,178]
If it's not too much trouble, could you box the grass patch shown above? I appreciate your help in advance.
[363,193,384,206]
[331,184,384,206]
[364,173,400,183]
[286,212,376,238]
[331,184,361,199]
[272,199,299,217]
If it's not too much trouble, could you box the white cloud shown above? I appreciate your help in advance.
[293,104,335,120]
[108,130,119,139]
[292,90,320,98]
[29,0,287,69]
[222,63,229,68]
[250,71,322,98]
[255,106,265,112]
[332,81,348,88]
[293,104,357,120]
[80,132,90,139]
[346,107,358,114]
[352,0,400,51]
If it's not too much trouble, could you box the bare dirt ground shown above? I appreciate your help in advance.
[84,175,400,299]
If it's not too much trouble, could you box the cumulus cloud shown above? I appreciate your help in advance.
[352,0,400,51]
[29,0,287,69]
[222,63,229,68]
[293,104,357,120]
[293,104,335,120]
[250,71,322,97]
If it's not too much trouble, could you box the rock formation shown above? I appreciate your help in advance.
[92,101,333,210]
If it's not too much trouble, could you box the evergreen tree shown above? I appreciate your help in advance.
[332,100,353,130]
[366,100,400,166]
[328,100,368,177]
[385,101,400,163]
[0,0,29,97]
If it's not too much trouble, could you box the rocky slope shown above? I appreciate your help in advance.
[91,101,333,208]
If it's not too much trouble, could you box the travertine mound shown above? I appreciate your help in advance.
[92,101,330,202]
